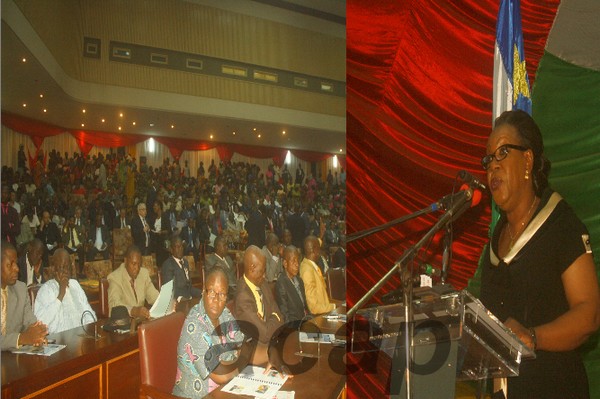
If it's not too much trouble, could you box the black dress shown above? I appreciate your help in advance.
[480,189,592,399]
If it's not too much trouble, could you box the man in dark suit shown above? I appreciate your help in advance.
[180,217,199,262]
[1,241,48,351]
[205,235,236,296]
[148,201,171,267]
[286,205,305,249]
[234,245,283,345]
[275,245,308,323]
[245,205,267,249]
[113,205,129,229]
[161,237,201,301]
[1,186,20,245]
[130,203,151,255]
[17,238,45,286]
[86,214,111,261]
[36,210,61,269]
[62,213,86,274]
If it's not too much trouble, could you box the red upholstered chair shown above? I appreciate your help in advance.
[98,278,110,319]
[138,311,186,399]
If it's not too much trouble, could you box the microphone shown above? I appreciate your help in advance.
[459,170,487,191]
[432,185,482,211]
[381,264,441,304]
[79,310,101,340]
[294,314,321,358]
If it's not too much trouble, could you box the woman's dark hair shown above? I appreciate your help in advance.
[494,110,551,196]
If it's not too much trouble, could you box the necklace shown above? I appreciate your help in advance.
[507,197,538,250]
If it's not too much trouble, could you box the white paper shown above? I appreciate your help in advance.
[149,279,175,318]
[221,365,288,399]
[12,344,66,356]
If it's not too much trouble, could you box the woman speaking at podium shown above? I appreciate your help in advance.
[479,110,600,398]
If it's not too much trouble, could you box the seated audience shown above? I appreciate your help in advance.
[34,248,96,333]
[262,233,282,283]
[234,245,283,345]
[114,205,129,229]
[1,186,20,245]
[205,236,237,295]
[181,217,199,262]
[299,236,335,314]
[1,241,48,350]
[107,245,158,319]
[17,238,45,286]
[161,236,201,301]
[173,267,246,398]
[37,210,61,255]
[275,246,308,323]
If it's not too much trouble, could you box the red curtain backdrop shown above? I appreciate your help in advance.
[346,1,558,397]
[3,112,335,165]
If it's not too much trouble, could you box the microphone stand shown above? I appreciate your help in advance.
[79,310,102,340]
[347,188,474,399]
[295,315,321,358]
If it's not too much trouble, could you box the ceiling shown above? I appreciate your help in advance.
[1,0,346,154]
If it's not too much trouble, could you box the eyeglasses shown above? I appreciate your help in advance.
[205,289,227,302]
[481,144,528,170]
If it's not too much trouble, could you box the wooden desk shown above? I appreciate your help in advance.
[207,314,347,399]
[1,321,140,399]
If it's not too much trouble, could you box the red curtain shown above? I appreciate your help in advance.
[290,149,334,162]
[346,1,558,397]
[2,112,64,148]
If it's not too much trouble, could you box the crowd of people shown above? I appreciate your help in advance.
[1,148,346,398]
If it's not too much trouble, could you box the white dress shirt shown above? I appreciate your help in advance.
[34,279,96,334]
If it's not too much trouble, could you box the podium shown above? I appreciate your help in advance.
[351,288,535,398]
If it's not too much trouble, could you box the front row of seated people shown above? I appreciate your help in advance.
[0,237,342,399]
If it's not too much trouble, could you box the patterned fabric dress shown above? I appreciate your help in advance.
[172,301,244,398]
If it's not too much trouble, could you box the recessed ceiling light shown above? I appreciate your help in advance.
[233,131,236,135]
[81,123,85,127]
[171,125,174,129]
[149,123,154,127]
[22,58,26,63]
[282,130,286,135]
[118,126,122,131]
[43,109,47,113]
[101,118,105,123]
[82,109,86,113]
[339,149,343,152]
[39,94,44,98]
[22,103,27,108]
[119,113,123,118]
[258,134,261,138]
[210,134,214,139]
[253,128,257,131]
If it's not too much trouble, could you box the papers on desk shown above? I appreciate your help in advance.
[221,365,288,399]
[149,279,175,319]
[12,344,66,356]
[258,391,295,399]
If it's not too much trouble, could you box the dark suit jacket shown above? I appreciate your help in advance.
[113,216,130,229]
[275,272,308,323]
[148,214,171,250]
[161,256,201,299]
[180,225,198,253]
[17,254,45,286]
[286,213,305,248]
[245,210,267,248]
[235,276,283,344]
[87,225,111,247]
[36,222,61,253]
[1,281,37,350]
[130,214,149,251]
[205,253,236,288]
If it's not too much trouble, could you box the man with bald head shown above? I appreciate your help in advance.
[234,245,283,344]
[34,248,96,334]
[108,245,159,319]
[299,236,335,315]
